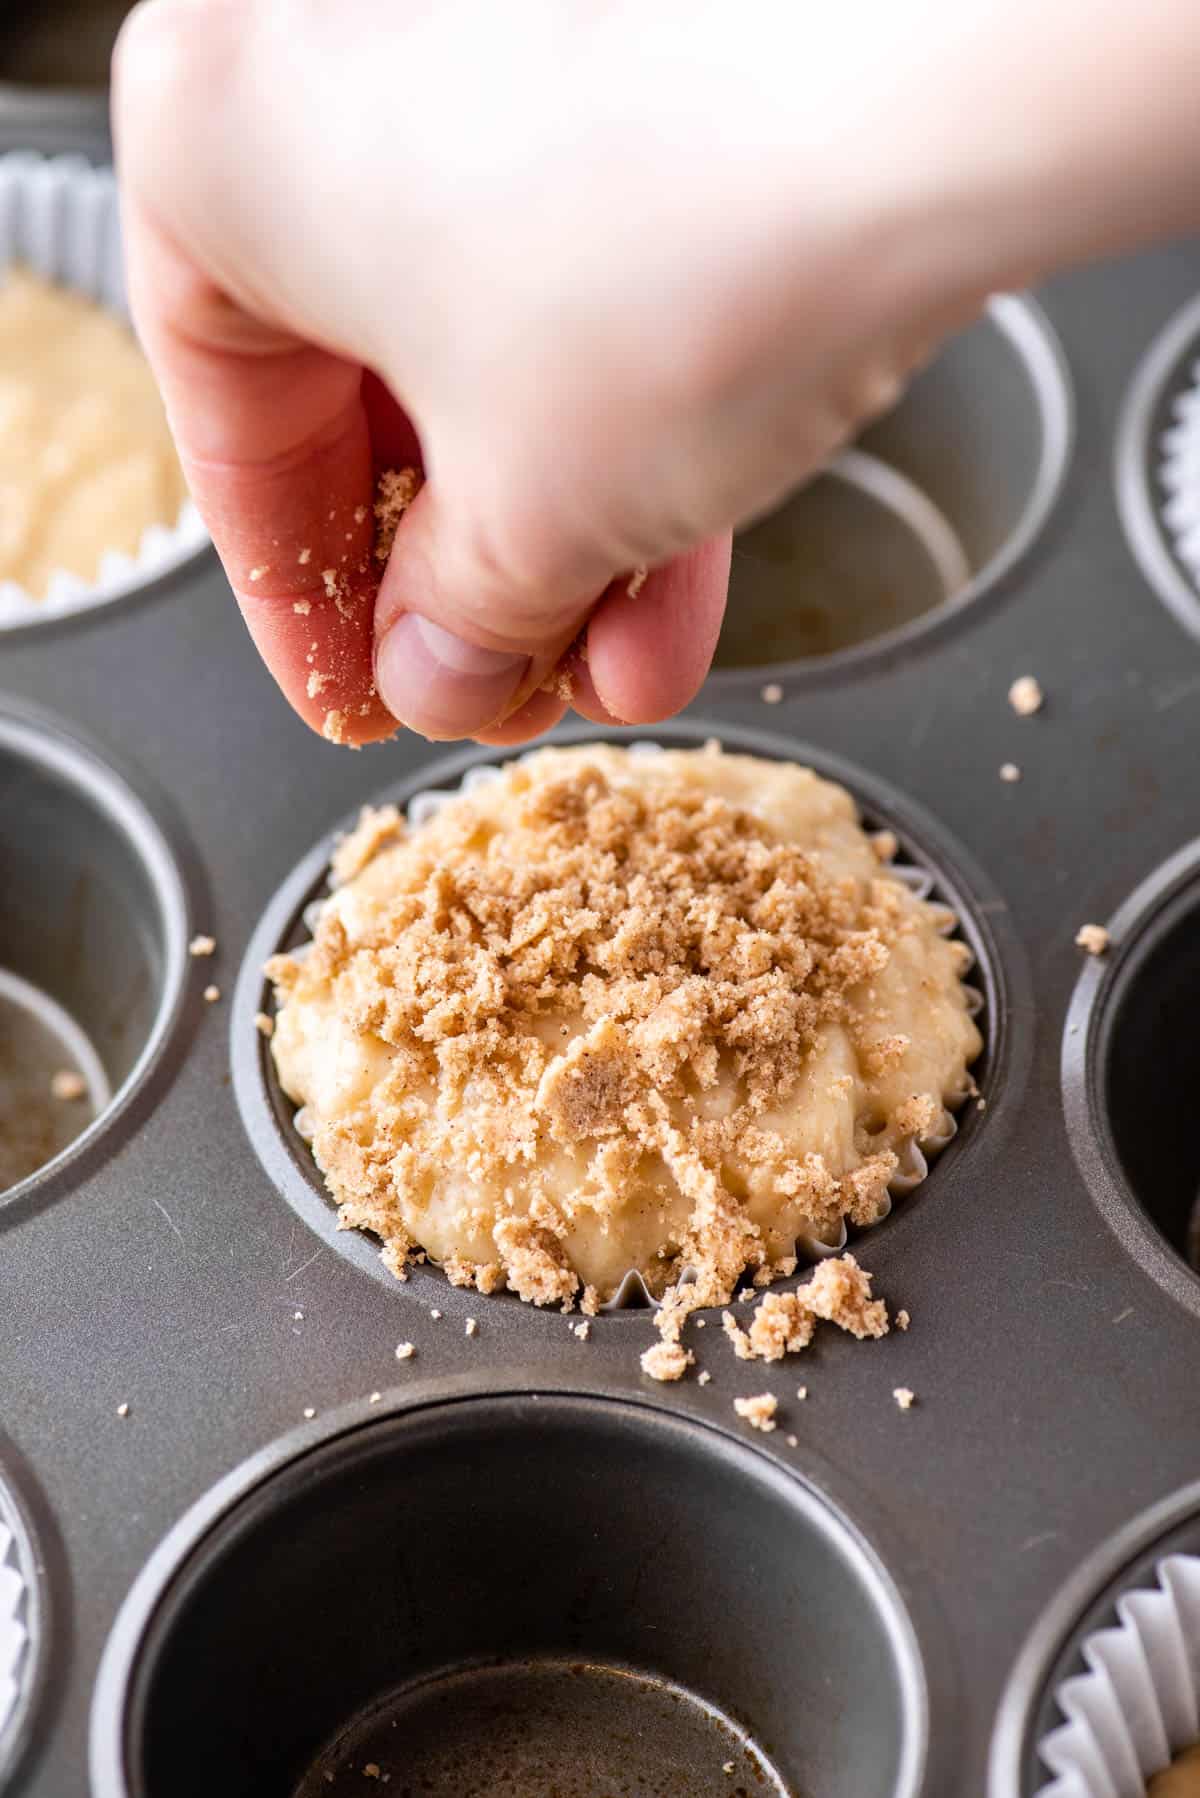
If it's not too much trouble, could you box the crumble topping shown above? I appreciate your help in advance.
[720,1254,888,1360]
[641,1340,694,1382]
[733,1393,777,1432]
[893,1386,915,1409]
[1075,923,1110,956]
[269,745,981,1319]
[374,467,421,562]
[1008,675,1044,716]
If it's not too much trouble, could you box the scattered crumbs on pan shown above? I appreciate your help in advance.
[786,1434,798,1448]
[896,1309,910,1331]
[734,1393,777,1433]
[368,1391,381,1404]
[188,934,216,957]
[254,1012,274,1038]
[999,762,1021,783]
[760,682,783,705]
[116,1402,130,1418]
[697,1369,712,1386]
[721,1255,889,1362]
[294,1310,304,1321]
[429,1308,442,1321]
[796,1386,807,1400]
[50,1069,87,1101]
[694,1318,706,1329]
[464,1317,478,1337]
[641,1341,694,1382]
[723,1763,735,1776]
[303,1406,316,1419]
[574,1321,590,1341]
[1008,675,1044,716]
[893,1387,915,1410]
[1076,923,1110,956]
[395,1342,415,1360]
[203,985,220,1004]
[627,566,647,599]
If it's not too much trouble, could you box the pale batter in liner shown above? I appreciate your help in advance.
[268,743,982,1317]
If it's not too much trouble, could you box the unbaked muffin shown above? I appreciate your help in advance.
[268,742,982,1314]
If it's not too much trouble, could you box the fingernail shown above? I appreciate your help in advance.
[375,614,529,739]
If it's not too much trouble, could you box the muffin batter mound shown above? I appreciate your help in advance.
[0,268,187,596]
[268,743,981,1312]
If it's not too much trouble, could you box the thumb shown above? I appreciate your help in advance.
[373,477,618,741]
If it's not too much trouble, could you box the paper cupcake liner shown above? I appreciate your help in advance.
[0,1519,29,1747]
[290,742,983,1310]
[1159,353,1200,590]
[0,150,209,629]
[1037,1554,1200,1796]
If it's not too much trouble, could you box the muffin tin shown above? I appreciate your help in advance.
[5,99,1200,1798]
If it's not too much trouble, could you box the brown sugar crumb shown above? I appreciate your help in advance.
[641,1340,694,1382]
[1075,923,1110,956]
[574,1321,591,1341]
[896,1308,910,1331]
[188,934,216,957]
[796,1386,807,1400]
[298,548,312,567]
[322,709,348,745]
[627,566,648,599]
[254,1012,275,1038]
[394,1342,415,1360]
[697,1369,712,1386]
[1008,675,1044,716]
[760,683,784,705]
[307,670,331,699]
[721,1254,889,1361]
[203,984,220,1004]
[332,805,405,887]
[733,1393,777,1432]
[540,663,575,704]
[116,1401,130,1418]
[50,1069,87,1101]
[374,466,422,562]
[999,762,1021,783]
[893,1386,915,1410]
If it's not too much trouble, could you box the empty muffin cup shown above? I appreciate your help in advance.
[0,150,208,630]
[1117,292,1200,644]
[91,1394,928,1798]
[1064,839,1200,1310]
[0,706,188,1197]
[715,294,1072,672]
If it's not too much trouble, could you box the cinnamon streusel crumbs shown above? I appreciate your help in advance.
[734,1393,777,1432]
[1008,675,1044,716]
[269,744,979,1324]
[188,934,216,957]
[1075,923,1110,956]
[896,1308,910,1331]
[374,467,421,562]
[721,1254,888,1360]
[641,1340,694,1382]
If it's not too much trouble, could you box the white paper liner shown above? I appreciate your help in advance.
[0,1520,29,1746]
[1038,1554,1200,1796]
[289,742,982,1309]
[0,151,208,629]
[1159,353,1200,589]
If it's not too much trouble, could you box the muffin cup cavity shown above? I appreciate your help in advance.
[92,1395,927,1798]
[1036,1557,1200,1795]
[1117,292,1200,643]
[0,706,189,1200]
[1064,840,1200,1317]
[235,722,995,1312]
[0,1475,45,1792]
[0,151,209,631]
[713,294,1072,678]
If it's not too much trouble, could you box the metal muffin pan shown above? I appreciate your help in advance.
[3,100,1200,1798]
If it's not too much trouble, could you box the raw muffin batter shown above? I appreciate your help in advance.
[269,743,981,1313]
[0,268,188,596]
[1150,1745,1200,1796]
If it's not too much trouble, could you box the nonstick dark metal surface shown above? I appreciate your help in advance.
[4,99,1200,1798]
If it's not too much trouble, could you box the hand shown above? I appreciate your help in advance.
[115,0,1200,746]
